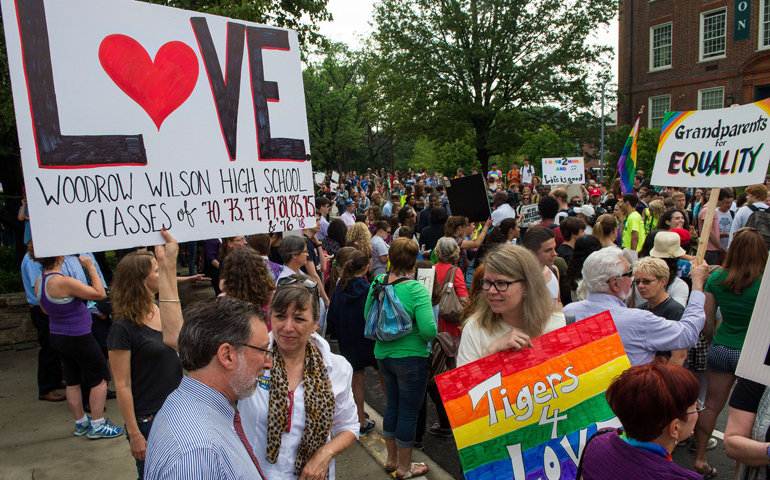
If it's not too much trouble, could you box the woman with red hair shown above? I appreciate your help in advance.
[578,360,703,480]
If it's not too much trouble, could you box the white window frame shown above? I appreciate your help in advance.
[760,0,770,51]
[649,22,673,71]
[648,95,671,130]
[699,7,728,62]
[698,87,725,110]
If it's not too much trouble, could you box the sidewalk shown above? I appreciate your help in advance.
[0,346,401,480]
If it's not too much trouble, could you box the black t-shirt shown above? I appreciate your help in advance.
[419,224,445,252]
[303,236,321,279]
[729,378,770,479]
[106,318,183,416]
[638,297,685,359]
[556,244,573,265]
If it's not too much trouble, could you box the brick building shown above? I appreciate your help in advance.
[618,0,770,128]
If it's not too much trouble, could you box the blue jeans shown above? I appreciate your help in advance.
[185,241,197,276]
[125,415,155,480]
[378,356,430,448]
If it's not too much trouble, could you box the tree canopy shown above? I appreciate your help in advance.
[371,0,616,173]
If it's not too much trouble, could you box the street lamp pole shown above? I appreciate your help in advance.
[600,81,606,183]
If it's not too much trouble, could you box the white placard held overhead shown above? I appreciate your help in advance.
[651,100,770,188]
[332,171,340,183]
[2,0,314,256]
[541,157,585,185]
[736,257,770,386]
[314,172,326,184]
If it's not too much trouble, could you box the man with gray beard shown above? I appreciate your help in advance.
[562,247,710,366]
[144,297,273,480]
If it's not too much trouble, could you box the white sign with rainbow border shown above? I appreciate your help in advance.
[651,99,770,188]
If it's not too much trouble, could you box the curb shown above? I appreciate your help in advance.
[358,402,457,480]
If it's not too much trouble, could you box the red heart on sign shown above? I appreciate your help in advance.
[98,34,199,130]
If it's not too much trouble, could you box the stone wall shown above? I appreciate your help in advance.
[0,293,36,347]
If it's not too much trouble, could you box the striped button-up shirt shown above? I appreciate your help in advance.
[144,375,262,480]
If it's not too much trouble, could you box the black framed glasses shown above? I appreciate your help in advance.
[236,343,274,359]
[481,279,524,292]
[686,400,706,415]
[606,269,634,283]
[278,277,318,291]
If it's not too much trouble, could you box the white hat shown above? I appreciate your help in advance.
[573,205,595,217]
[649,232,686,258]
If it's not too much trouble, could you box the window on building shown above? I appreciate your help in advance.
[701,9,727,60]
[761,0,770,50]
[650,23,673,70]
[698,87,724,110]
[648,95,671,130]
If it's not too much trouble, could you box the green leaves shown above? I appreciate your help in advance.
[371,0,617,172]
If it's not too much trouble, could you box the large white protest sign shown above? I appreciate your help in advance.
[542,157,585,185]
[651,100,770,188]
[3,0,315,256]
[736,257,770,386]
[416,267,435,296]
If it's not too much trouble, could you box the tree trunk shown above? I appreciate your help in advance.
[473,117,493,175]
[0,152,27,267]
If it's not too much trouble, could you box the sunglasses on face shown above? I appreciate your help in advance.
[633,278,662,286]
[606,269,634,283]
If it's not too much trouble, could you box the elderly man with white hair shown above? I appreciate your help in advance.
[562,247,710,366]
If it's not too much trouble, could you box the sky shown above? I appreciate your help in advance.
[315,0,619,83]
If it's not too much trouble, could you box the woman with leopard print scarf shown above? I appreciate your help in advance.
[238,274,360,479]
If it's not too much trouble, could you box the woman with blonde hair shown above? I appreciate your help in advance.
[108,249,183,478]
[457,244,566,366]
[593,214,619,248]
[346,222,374,273]
[644,199,665,234]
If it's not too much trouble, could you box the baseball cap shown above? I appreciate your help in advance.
[589,188,601,197]
[573,205,595,217]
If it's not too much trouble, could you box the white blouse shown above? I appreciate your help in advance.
[238,333,359,480]
[457,311,567,367]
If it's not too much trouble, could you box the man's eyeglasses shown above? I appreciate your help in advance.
[481,279,524,292]
[236,343,274,359]
[687,400,706,415]
[606,269,634,283]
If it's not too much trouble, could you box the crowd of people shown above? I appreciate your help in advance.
[18,163,770,480]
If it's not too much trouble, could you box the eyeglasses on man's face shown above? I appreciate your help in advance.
[236,343,274,359]
[606,269,634,283]
[481,278,524,292]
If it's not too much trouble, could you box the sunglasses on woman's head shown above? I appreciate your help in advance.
[277,277,318,291]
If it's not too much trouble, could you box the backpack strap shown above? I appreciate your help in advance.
[749,204,759,212]
[564,313,576,325]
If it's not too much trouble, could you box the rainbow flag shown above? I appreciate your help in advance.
[617,107,644,195]
[436,311,630,480]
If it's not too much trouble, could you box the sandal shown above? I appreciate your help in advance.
[698,466,717,480]
[384,463,397,473]
[396,462,429,479]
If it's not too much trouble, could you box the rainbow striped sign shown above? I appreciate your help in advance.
[436,311,630,480]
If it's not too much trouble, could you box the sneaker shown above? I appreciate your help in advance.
[413,441,424,450]
[359,419,376,438]
[690,437,718,451]
[427,423,453,438]
[74,415,91,436]
[87,418,124,439]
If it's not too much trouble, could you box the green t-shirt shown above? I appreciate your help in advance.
[364,274,438,359]
[622,211,646,251]
[706,269,762,350]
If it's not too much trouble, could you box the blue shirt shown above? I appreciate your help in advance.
[144,376,262,480]
[562,291,706,366]
[21,253,43,305]
[61,254,106,314]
